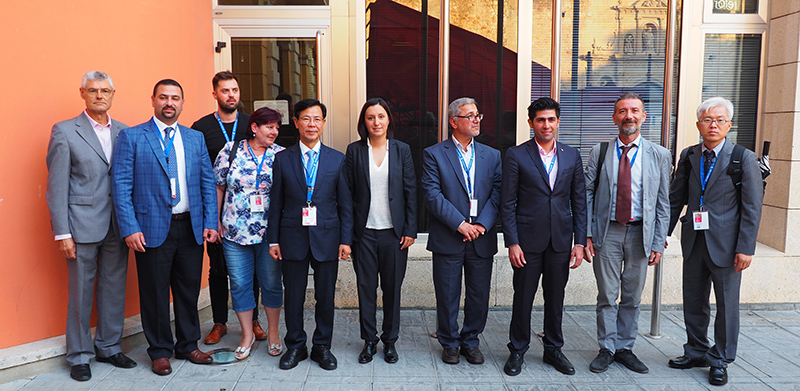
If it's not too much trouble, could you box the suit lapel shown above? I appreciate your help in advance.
[551,142,568,191]
[688,144,702,183]
[111,120,123,151]
[181,126,193,182]
[444,141,469,195]
[361,142,372,189]
[289,144,308,194]
[706,140,732,190]
[74,115,109,165]
[145,119,169,175]
[526,140,551,192]
[388,139,400,190]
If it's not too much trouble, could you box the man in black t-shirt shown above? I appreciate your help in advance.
[190,71,266,345]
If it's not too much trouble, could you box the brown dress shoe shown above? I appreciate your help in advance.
[204,323,227,345]
[175,349,213,364]
[253,320,268,341]
[152,358,172,376]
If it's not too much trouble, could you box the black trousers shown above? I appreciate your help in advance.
[206,241,260,323]
[135,219,203,360]
[282,250,338,350]
[508,241,570,354]
[352,228,408,344]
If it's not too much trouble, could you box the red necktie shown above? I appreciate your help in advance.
[615,145,633,225]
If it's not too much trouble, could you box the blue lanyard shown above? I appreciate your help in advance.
[616,139,639,167]
[304,150,320,204]
[215,112,238,143]
[699,153,717,208]
[455,145,475,197]
[155,122,177,164]
[543,153,556,177]
[246,141,269,190]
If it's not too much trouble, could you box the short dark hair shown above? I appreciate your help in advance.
[248,107,283,140]
[615,92,644,108]
[153,79,183,98]
[528,97,560,120]
[294,99,326,119]
[213,71,238,89]
[356,98,394,144]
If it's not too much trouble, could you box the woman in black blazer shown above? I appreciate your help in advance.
[345,98,417,364]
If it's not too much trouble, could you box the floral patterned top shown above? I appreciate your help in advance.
[214,140,285,245]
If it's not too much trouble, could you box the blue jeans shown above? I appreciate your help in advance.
[222,239,283,312]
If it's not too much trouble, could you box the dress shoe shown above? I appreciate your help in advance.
[70,364,91,381]
[441,347,460,364]
[358,341,377,364]
[503,352,524,376]
[175,349,212,364]
[253,320,268,341]
[204,323,227,345]
[543,348,575,375]
[234,338,255,360]
[151,358,172,376]
[590,349,614,373]
[709,366,728,386]
[279,347,309,370]
[96,352,137,368]
[310,345,338,370]
[614,349,649,373]
[384,342,399,364]
[668,355,709,369]
[460,346,485,364]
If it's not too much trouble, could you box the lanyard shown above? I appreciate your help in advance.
[246,141,269,190]
[215,112,238,143]
[155,123,177,164]
[699,153,717,208]
[304,150,320,204]
[455,145,475,197]
[543,153,556,177]
[616,139,639,167]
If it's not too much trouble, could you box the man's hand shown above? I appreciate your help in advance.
[269,245,282,261]
[339,244,352,261]
[57,238,77,260]
[125,232,146,252]
[648,251,662,266]
[204,229,219,243]
[400,236,415,250]
[570,245,584,269]
[457,222,485,242]
[584,238,595,263]
[734,253,752,273]
[508,244,526,268]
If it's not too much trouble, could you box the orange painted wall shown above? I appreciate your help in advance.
[0,1,218,349]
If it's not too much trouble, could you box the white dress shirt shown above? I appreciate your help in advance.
[610,135,643,222]
[366,140,393,230]
[153,116,189,214]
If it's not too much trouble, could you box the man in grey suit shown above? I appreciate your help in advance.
[584,92,671,374]
[667,97,763,386]
[46,71,136,382]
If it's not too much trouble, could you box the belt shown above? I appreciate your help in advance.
[613,219,642,226]
[172,212,190,221]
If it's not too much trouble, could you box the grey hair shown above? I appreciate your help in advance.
[81,71,114,90]
[448,97,477,119]
[696,97,733,120]
[614,92,644,108]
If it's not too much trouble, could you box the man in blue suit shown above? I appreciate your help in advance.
[422,97,501,365]
[268,99,353,371]
[500,98,587,376]
[112,79,219,376]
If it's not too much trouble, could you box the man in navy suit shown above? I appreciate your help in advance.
[422,97,501,365]
[500,98,587,376]
[268,99,353,371]
[112,79,219,376]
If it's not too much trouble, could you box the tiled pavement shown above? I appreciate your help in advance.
[3,308,800,390]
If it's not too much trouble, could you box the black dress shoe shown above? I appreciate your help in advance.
[460,346,485,364]
[383,342,398,364]
[279,347,309,370]
[504,352,524,376]
[614,349,649,374]
[709,366,728,386]
[70,364,91,381]
[543,348,575,375]
[441,347,459,364]
[310,345,338,370]
[96,352,137,368]
[589,349,614,373]
[359,341,377,364]
[668,355,709,369]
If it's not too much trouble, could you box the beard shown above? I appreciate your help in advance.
[620,122,640,135]
[218,100,238,114]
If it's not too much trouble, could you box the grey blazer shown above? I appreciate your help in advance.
[667,140,764,267]
[46,113,127,243]
[585,137,672,255]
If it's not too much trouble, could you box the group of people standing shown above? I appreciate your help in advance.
[46,70,762,388]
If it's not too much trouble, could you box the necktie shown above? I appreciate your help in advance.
[703,150,716,177]
[615,145,633,225]
[165,127,180,206]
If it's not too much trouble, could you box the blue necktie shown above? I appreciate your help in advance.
[165,127,180,206]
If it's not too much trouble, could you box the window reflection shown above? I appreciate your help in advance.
[711,0,757,14]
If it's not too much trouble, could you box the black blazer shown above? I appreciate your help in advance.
[345,139,417,241]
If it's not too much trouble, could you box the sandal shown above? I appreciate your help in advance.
[268,343,283,356]
[235,338,255,360]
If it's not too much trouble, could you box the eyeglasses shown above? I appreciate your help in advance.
[299,116,325,125]
[84,88,113,97]
[700,118,729,126]
[455,113,483,122]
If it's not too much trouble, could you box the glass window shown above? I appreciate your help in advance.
[531,0,552,102]
[219,0,328,5]
[711,0,757,14]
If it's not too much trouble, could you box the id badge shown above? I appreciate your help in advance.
[250,195,265,213]
[170,178,177,199]
[693,210,710,230]
[469,198,478,217]
[302,206,317,226]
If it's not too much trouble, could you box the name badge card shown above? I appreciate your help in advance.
[250,195,265,213]
[302,206,317,226]
[693,210,710,230]
[469,198,478,217]
[170,178,177,199]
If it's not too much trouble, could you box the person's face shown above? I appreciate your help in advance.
[212,79,240,113]
[449,103,481,140]
[251,121,279,147]
[696,105,732,147]
[528,109,560,144]
[364,104,390,140]
[152,85,184,124]
[294,105,325,146]
[80,79,115,115]
[613,98,646,136]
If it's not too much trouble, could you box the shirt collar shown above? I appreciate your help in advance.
[534,138,556,158]
[299,140,321,156]
[617,134,641,149]
[152,116,179,134]
[451,135,474,153]
[83,110,111,130]
[701,138,726,155]
[367,138,389,151]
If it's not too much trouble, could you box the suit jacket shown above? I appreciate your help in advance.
[501,139,587,253]
[111,119,218,247]
[46,113,127,243]
[585,137,671,254]
[422,139,501,258]
[668,140,763,267]
[345,139,417,240]
[267,143,354,261]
